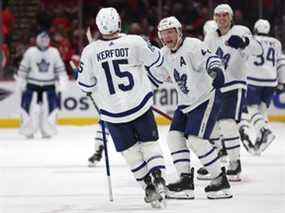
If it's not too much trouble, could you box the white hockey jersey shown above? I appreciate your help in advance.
[158,37,224,113]
[204,25,262,93]
[18,46,66,86]
[246,35,283,87]
[77,34,163,123]
[277,53,285,84]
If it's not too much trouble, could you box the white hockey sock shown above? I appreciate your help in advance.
[167,131,191,176]
[121,143,148,189]
[220,119,241,161]
[94,127,110,151]
[188,136,221,178]
[141,141,166,177]
[210,122,223,151]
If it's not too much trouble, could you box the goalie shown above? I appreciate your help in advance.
[16,31,68,139]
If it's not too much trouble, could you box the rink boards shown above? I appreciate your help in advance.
[1,80,285,127]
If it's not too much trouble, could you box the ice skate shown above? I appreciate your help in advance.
[255,128,275,155]
[88,145,104,167]
[167,167,194,199]
[205,167,233,199]
[239,127,255,155]
[144,171,167,209]
[226,160,241,182]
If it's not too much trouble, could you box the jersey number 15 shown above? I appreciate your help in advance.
[102,59,134,95]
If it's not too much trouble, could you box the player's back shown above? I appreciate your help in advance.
[79,34,161,123]
[246,35,282,87]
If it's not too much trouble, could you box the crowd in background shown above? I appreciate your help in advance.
[0,0,280,79]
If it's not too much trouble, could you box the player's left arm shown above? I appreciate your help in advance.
[194,40,225,89]
[137,36,167,86]
[227,27,263,56]
[76,47,97,94]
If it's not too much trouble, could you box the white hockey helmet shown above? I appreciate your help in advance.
[157,16,182,46]
[203,20,218,36]
[254,19,270,34]
[36,31,50,50]
[214,4,233,17]
[96,7,121,35]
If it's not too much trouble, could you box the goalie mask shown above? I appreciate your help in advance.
[157,16,182,51]
[36,31,50,50]
[254,19,270,34]
[96,7,121,35]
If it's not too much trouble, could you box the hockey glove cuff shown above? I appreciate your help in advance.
[227,35,249,49]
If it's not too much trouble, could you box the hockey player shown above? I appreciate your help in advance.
[240,19,285,155]
[77,7,167,208]
[157,16,232,200]
[16,31,68,139]
[202,4,263,181]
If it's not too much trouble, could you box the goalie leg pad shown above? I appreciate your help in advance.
[19,89,39,137]
[39,90,58,138]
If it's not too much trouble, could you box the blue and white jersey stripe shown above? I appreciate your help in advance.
[100,92,153,123]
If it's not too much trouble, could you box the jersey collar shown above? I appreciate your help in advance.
[170,37,185,54]
[216,24,234,36]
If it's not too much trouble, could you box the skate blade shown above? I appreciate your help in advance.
[227,174,241,182]
[150,199,166,209]
[145,189,167,209]
[147,194,167,209]
[207,189,233,199]
[260,135,275,152]
[166,190,194,200]
[197,174,212,181]
[88,161,97,167]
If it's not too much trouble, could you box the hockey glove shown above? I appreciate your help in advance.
[208,67,225,89]
[14,74,27,92]
[227,35,249,49]
[276,83,285,94]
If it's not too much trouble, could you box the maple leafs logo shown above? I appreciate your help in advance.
[174,69,189,94]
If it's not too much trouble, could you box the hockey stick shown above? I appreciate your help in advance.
[87,93,114,202]
[151,106,173,121]
[69,60,114,202]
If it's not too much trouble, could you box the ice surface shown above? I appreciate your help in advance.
[0,123,284,213]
